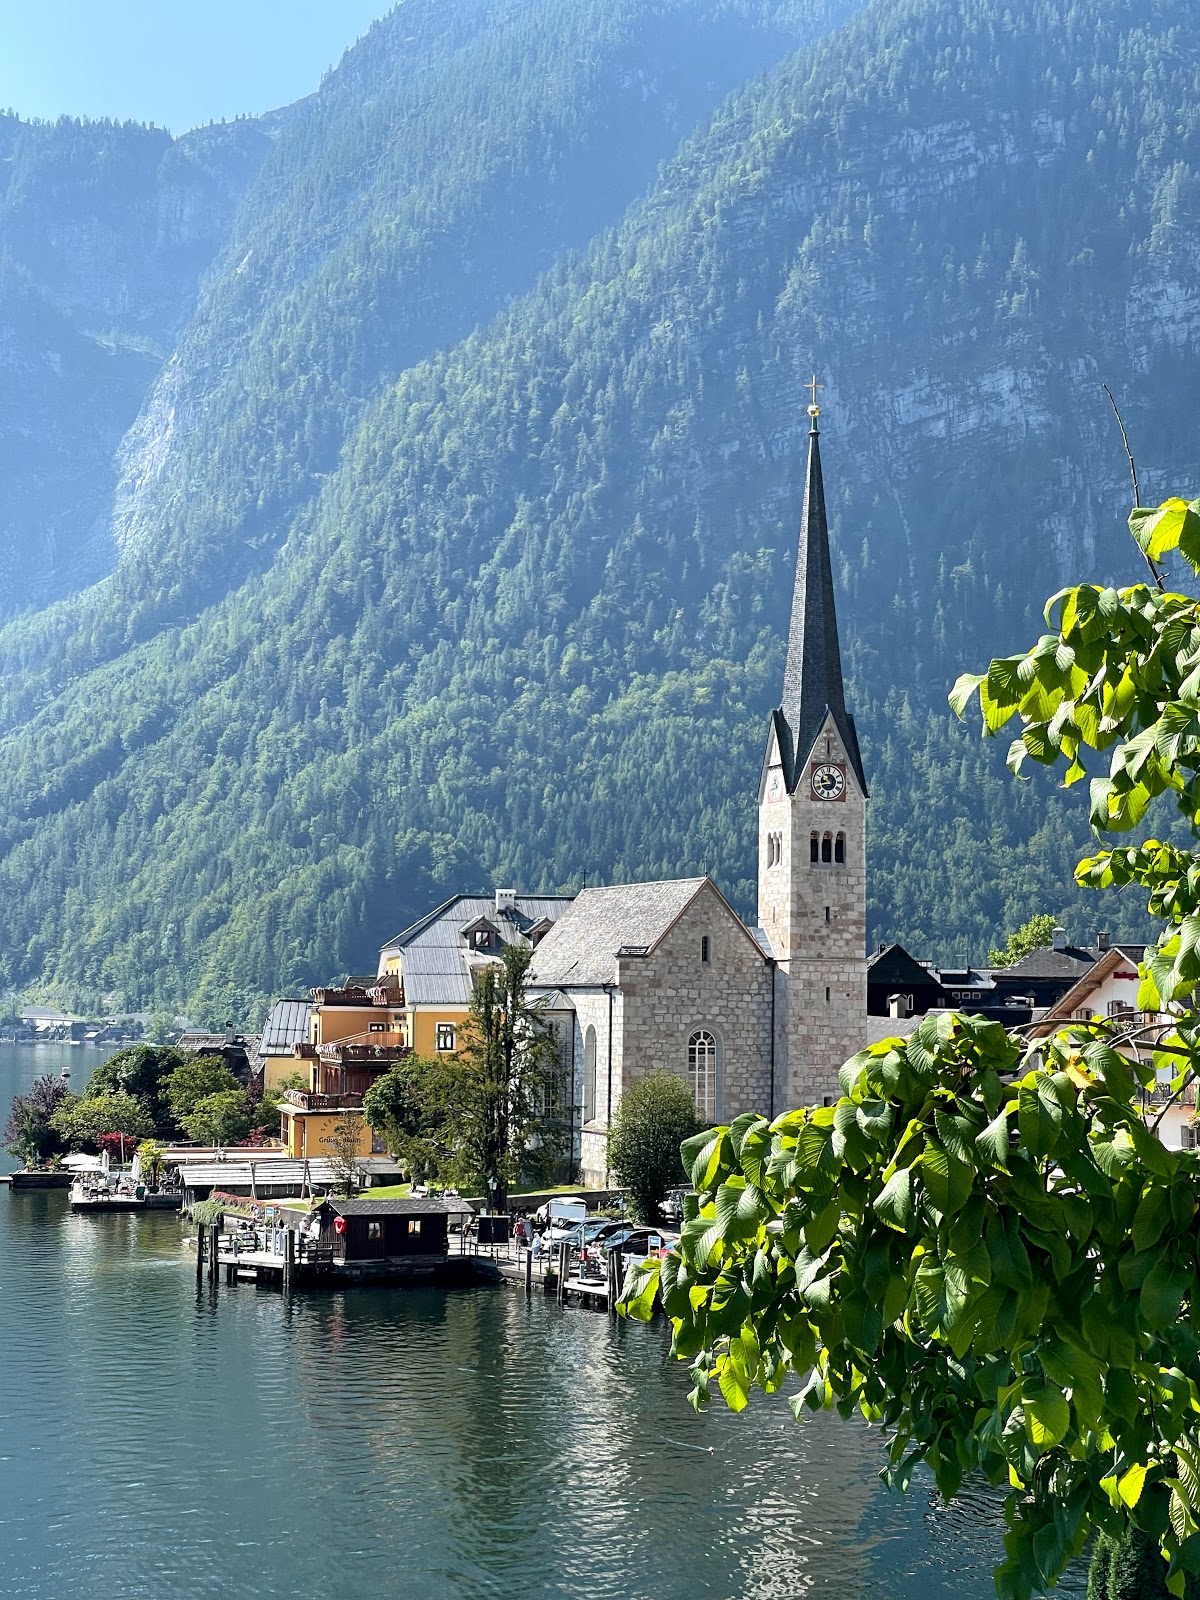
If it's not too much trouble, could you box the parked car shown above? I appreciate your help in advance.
[602,1225,677,1260]
[563,1218,621,1250]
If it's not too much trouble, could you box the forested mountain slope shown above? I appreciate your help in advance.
[0,114,280,611]
[1,0,1197,1022]
[0,0,852,711]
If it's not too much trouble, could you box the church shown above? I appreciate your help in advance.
[526,391,873,1187]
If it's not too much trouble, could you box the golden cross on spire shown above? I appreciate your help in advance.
[806,373,824,418]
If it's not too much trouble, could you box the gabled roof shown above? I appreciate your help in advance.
[868,943,946,985]
[527,877,764,988]
[778,417,868,796]
[1030,946,1144,1035]
[990,945,1098,983]
[377,894,576,1007]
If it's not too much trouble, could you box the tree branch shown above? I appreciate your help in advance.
[1103,382,1164,591]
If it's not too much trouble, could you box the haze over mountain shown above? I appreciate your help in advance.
[0,0,1196,1023]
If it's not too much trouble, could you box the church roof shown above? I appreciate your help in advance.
[778,413,867,795]
[527,878,714,987]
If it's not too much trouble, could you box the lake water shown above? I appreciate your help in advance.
[0,1044,1077,1598]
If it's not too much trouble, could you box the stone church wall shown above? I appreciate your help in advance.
[614,884,775,1129]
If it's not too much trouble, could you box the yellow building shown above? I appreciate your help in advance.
[279,1104,376,1160]
[375,888,573,1054]
[277,1040,403,1158]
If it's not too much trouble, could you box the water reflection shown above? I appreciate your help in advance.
[0,1046,1084,1599]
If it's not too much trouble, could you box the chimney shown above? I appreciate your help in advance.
[1052,926,1067,952]
[224,1020,235,1044]
[1096,930,1111,952]
[887,993,911,1019]
[495,887,517,917]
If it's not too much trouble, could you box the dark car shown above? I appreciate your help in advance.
[601,1225,676,1260]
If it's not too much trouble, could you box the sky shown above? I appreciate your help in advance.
[0,0,391,134]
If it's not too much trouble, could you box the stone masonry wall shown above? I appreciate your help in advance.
[615,882,775,1127]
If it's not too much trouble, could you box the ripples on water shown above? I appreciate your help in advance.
[0,1047,1083,1599]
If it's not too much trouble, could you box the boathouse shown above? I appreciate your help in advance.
[283,1195,470,1275]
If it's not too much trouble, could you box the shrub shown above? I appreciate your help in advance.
[608,1072,703,1223]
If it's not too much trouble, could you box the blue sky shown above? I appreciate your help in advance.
[0,1,390,133]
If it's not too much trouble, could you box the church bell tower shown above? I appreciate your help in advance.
[757,381,868,1104]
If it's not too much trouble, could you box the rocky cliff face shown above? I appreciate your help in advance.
[0,112,283,611]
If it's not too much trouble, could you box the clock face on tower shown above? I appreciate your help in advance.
[766,769,783,802]
[811,763,846,801]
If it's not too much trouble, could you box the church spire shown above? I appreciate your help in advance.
[779,381,867,794]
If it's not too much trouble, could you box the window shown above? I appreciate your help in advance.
[436,1023,456,1052]
[367,1221,382,1242]
[407,1219,422,1235]
[825,906,831,924]
[471,929,491,950]
[834,833,845,865]
[701,936,711,964]
[1182,1124,1198,1152]
[766,832,783,867]
[369,1021,386,1032]
[810,832,819,864]
[825,986,830,1004]
[687,1030,717,1120]
[583,1025,597,1123]
[821,833,832,864]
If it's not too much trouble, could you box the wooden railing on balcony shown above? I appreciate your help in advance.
[282,1090,364,1112]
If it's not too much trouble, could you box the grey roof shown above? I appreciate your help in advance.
[778,420,868,795]
[326,1196,470,1217]
[990,946,1097,982]
[527,879,711,987]
[378,894,575,1007]
[863,1015,922,1045]
[749,926,777,959]
[401,944,475,1008]
[258,999,312,1056]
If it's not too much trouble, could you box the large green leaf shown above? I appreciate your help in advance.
[1023,1380,1071,1451]
[874,1167,914,1232]
[1018,1075,1064,1158]
[920,1142,973,1215]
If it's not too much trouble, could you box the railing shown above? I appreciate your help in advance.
[281,1090,364,1111]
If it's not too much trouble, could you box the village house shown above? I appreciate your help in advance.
[375,891,574,1056]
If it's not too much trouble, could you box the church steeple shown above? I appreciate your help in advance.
[779,385,867,795]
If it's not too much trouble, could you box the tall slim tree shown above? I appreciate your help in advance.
[456,943,562,1210]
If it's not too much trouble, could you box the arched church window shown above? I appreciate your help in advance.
[834,832,846,865]
[687,1030,717,1121]
[810,832,819,864]
[583,1026,597,1124]
[821,833,832,864]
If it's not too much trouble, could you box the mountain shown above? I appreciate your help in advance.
[0,112,281,611]
[0,0,1197,1022]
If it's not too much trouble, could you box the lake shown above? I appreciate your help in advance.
[0,1044,1073,1598]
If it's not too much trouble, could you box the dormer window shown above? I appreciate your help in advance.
[462,915,500,952]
